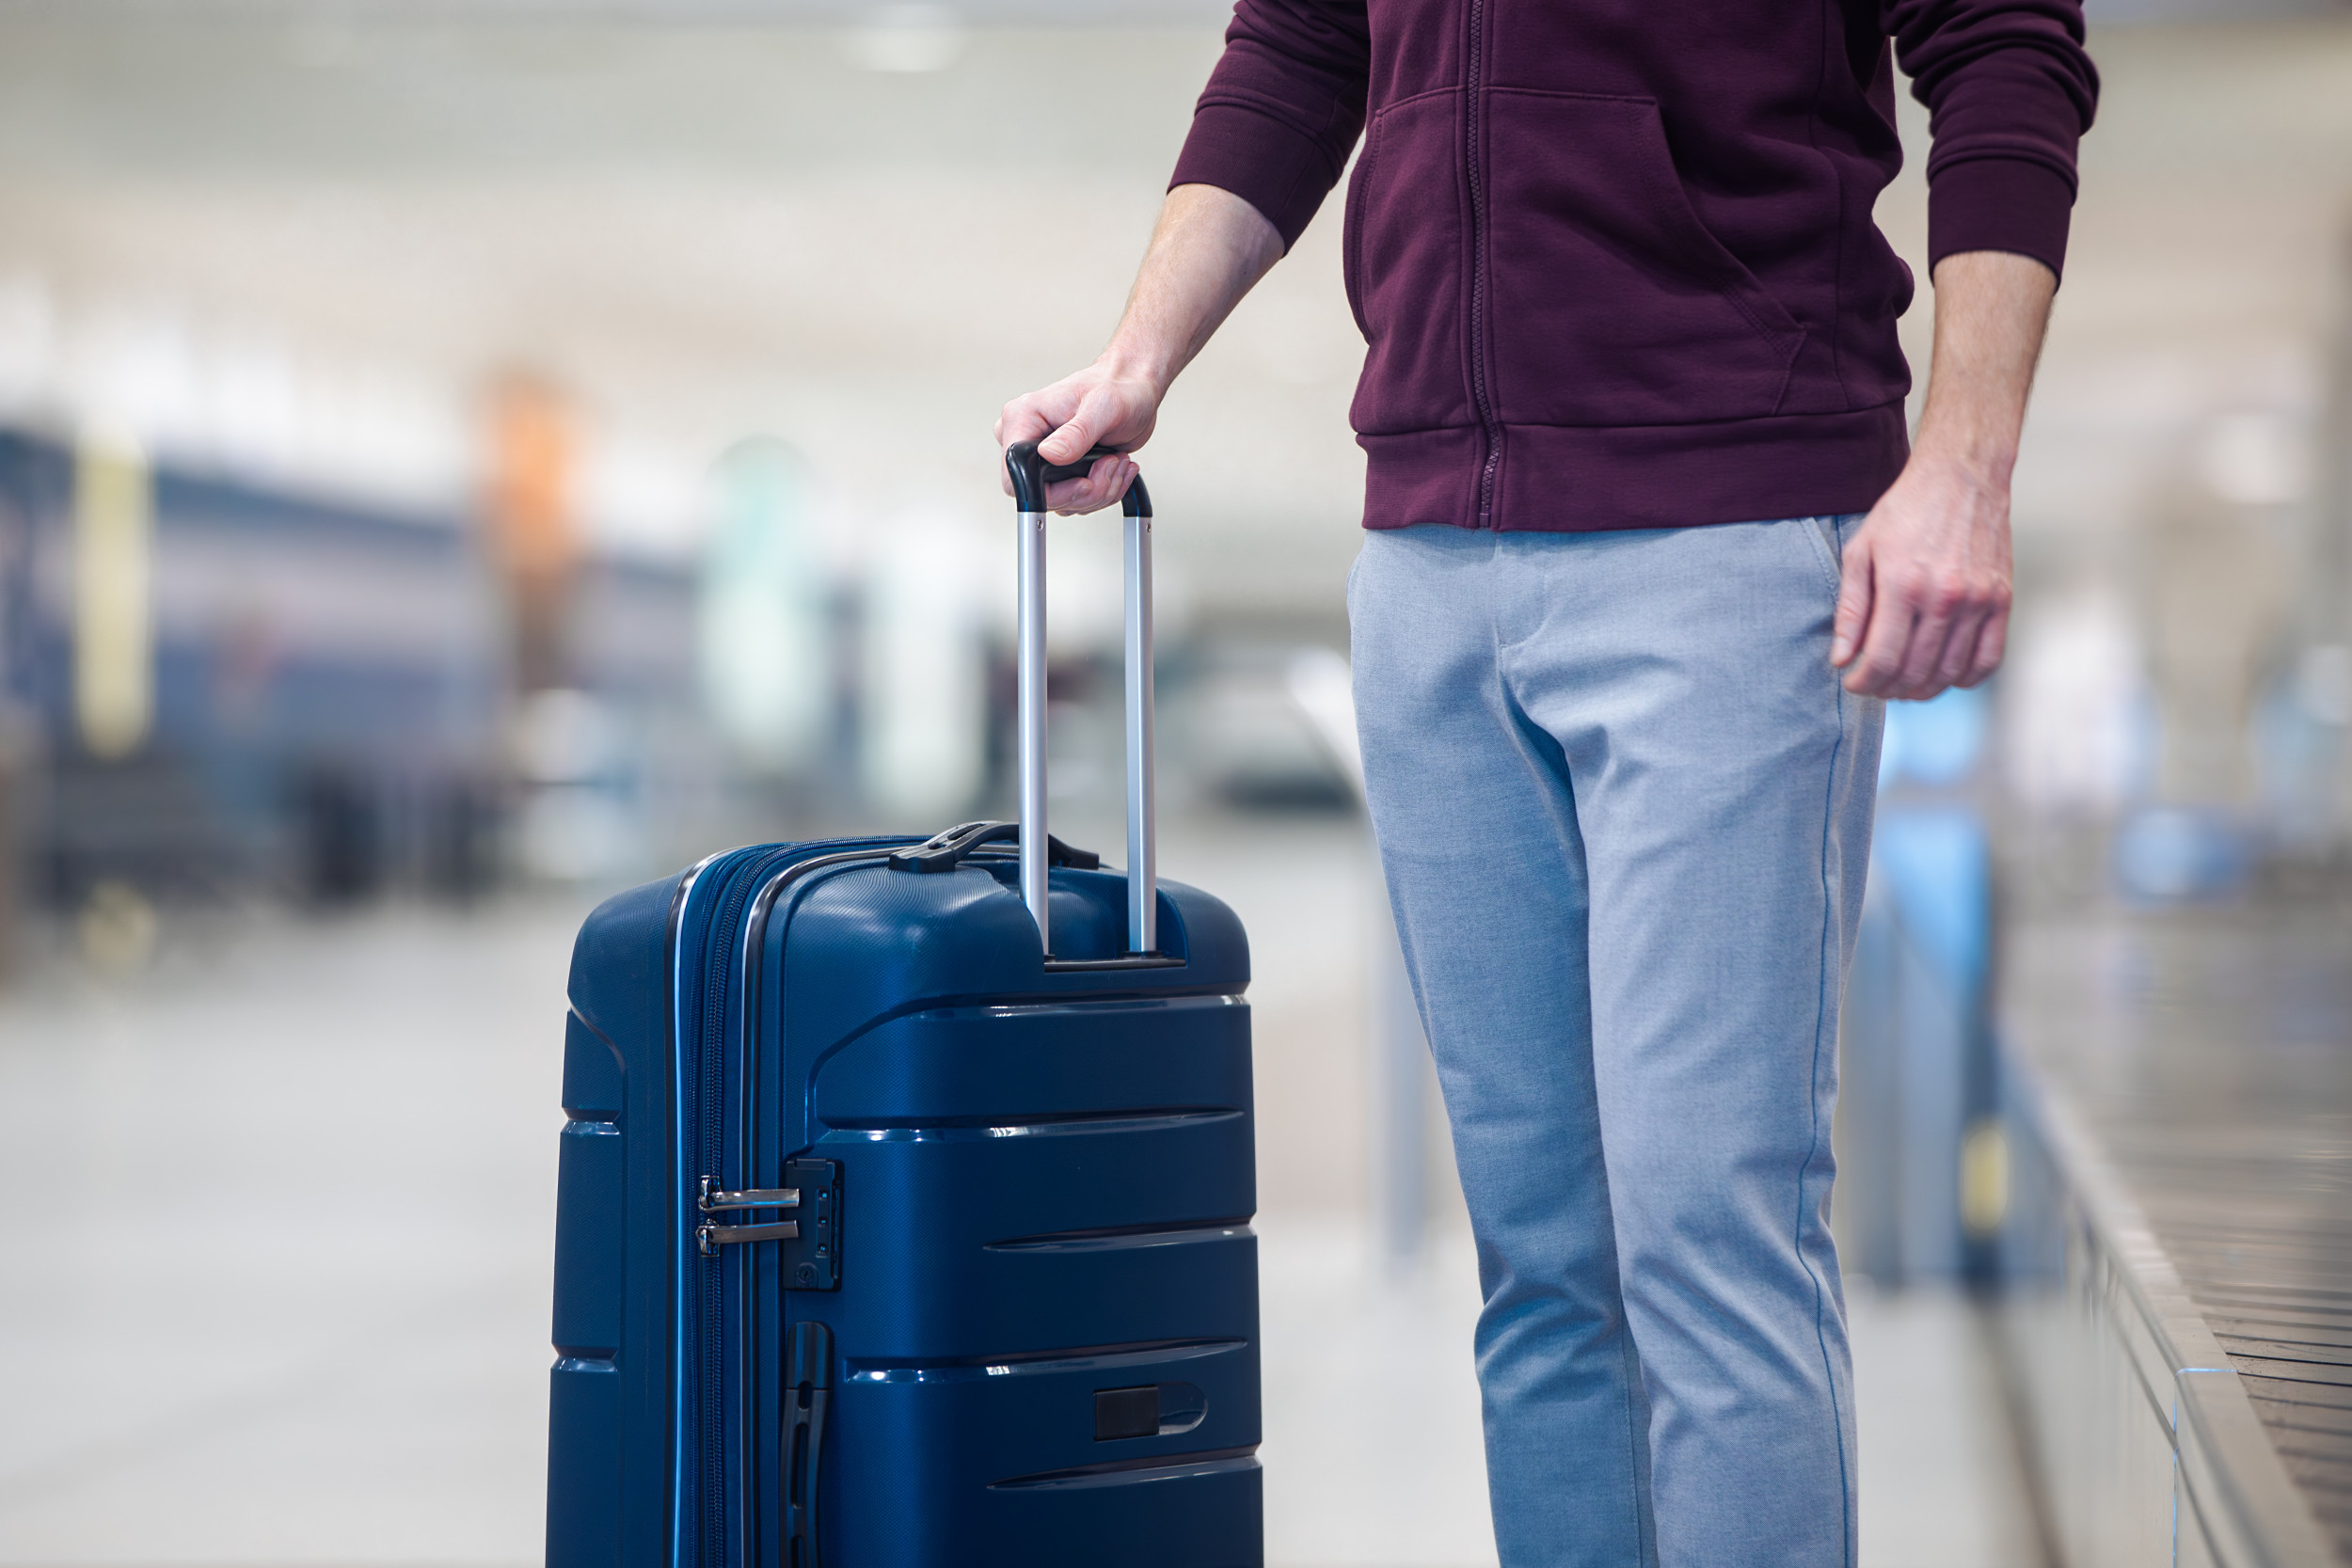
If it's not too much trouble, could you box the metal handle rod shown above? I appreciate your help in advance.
[1123,509,1156,955]
[1006,439,1157,960]
[1017,508,1050,953]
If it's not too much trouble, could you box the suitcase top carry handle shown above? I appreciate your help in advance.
[1004,437,1157,958]
[885,819,1101,875]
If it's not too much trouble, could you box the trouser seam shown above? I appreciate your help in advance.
[1801,560,1857,1568]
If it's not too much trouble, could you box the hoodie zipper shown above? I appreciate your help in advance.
[1465,0,1501,527]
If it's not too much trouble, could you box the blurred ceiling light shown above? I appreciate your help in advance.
[204,332,301,477]
[40,297,469,510]
[2196,408,2308,507]
[845,3,967,72]
[289,357,468,512]
[582,435,706,562]
[75,305,202,457]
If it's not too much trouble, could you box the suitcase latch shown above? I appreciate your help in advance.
[695,1177,798,1255]
[693,1159,843,1291]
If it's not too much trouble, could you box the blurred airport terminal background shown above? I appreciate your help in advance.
[2,0,2351,1563]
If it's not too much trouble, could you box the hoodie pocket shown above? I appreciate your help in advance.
[1482,89,1804,428]
[1343,87,1477,436]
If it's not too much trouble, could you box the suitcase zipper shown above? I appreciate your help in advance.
[688,844,819,1568]
[693,851,786,1568]
[700,839,911,1568]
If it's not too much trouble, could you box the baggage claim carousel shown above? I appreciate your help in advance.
[1995,897,2352,1566]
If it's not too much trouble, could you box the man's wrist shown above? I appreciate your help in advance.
[1096,342,1176,404]
[1908,418,2018,494]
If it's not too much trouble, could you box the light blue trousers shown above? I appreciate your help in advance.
[1347,517,1883,1568]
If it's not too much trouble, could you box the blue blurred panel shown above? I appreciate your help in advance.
[1871,808,1991,1001]
[1879,685,1988,791]
[2112,805,2249,902]
[1839,689,1996,1284]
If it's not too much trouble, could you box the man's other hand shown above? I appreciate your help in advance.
[1831,459,2012,700]
[1832,249,2055,702]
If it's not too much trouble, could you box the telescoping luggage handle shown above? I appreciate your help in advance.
[1004,437,1155,959]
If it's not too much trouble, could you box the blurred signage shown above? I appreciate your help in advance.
[485,373,579,693]
[698,437,833,774]
[72,435,152,759]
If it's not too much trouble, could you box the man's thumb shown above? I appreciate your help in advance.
[1038,415,1093,465]
[1831,538,1872,668]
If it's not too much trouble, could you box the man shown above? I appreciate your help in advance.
[996,3,2095,1563]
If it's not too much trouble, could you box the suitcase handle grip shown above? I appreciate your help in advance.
[1004,439,1158,958]
[1005,440,1153,517]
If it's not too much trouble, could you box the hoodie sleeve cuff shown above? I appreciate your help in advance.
[1927,156,2076,284]
[1169,98,1347,253]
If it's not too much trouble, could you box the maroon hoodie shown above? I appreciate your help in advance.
[1168,0,2098,532]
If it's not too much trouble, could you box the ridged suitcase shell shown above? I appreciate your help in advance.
[547,835,1259,1567]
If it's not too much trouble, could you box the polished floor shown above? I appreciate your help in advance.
[0,819,2039,1566]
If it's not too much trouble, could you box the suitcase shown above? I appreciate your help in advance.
[546,443,1262,1568]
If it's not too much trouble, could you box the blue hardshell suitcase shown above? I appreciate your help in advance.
[547,447,1262,1567]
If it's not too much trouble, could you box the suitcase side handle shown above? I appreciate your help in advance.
[786,1320,833,1568]
[1004,438,1158,959]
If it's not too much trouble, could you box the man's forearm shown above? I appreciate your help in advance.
[1097,183,1286,404]
[1911,250,2057,491]
[998,184,1283,510]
